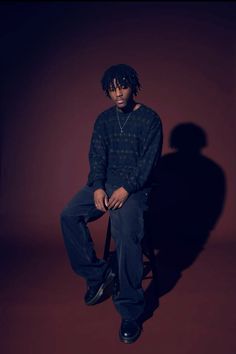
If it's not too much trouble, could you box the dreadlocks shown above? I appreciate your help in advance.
[101,64,141,97]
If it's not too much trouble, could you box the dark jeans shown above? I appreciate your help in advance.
[60,182,150,321]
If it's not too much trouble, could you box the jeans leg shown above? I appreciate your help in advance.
[60,185,109,287]
[108,186,150,320]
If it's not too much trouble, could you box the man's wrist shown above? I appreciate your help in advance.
[122,183,134,194]
[120,186,129,195]
[94,188,105,193]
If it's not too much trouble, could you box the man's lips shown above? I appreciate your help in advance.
[116,99,124,103]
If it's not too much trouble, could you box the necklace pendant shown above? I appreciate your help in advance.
[116,108,132,135]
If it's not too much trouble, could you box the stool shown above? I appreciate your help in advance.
[103,217,157,281]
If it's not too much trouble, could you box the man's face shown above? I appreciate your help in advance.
[108,78,133,109]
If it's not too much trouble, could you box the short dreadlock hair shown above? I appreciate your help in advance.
[101,64,141,97]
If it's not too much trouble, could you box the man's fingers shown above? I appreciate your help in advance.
[108,199,117,209]
[94,190,108,212]
[104,195,109,207]
[109,199,123,210]
[97,187,128,210]
[95,200,106,212]
[97,204,106,212]
[112,202,121,210]
[106,188,129,209]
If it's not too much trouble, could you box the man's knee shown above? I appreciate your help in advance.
[60,206,84,224]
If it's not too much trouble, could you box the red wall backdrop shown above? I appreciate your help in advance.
[1,2,235,246]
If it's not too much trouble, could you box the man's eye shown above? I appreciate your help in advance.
[108,85,128,92]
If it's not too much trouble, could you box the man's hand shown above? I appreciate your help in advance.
[107,187,129,210]
[94,189,108,212]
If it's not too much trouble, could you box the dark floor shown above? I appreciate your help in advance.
[1,235,236,354]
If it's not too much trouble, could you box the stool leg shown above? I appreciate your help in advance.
[148,245,158,281]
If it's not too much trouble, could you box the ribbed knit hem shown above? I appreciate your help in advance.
[93,180,105,190]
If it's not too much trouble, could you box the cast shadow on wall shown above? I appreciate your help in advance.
[141,122,226,323]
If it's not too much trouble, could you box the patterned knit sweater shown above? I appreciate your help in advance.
[87,104,163,194]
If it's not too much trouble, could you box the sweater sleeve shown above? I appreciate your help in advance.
[88,117,107,190]
[122,117,163,194]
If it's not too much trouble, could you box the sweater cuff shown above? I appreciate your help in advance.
[122,182,135,194]
[93,179,105,190]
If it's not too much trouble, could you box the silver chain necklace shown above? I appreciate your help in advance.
[116,108,132,134]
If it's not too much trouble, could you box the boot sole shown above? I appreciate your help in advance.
[119,328,141,344]
[85,270,115,306]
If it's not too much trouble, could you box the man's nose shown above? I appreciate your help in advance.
[115,87,122,96]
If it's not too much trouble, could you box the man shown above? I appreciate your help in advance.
[60,64,163,344]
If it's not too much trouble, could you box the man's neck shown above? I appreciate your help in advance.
[117,100,139,114]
